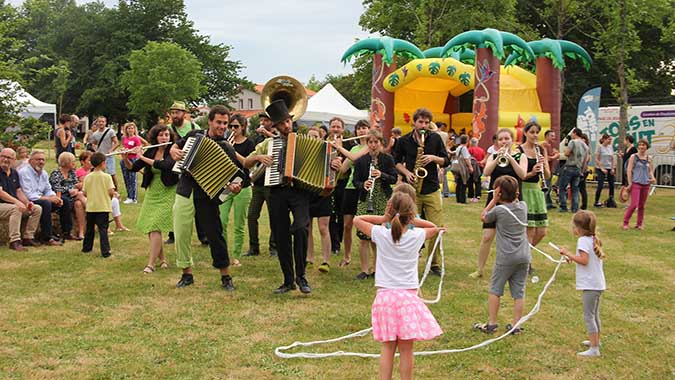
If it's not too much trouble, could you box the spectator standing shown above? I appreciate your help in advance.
[467,137,485,202]
[542,130,559,209]
[623,139,656,230]
[558,128,589,213]
[82,152,115,257]
[453,135,473,204]
[54,114,75,160]
[594,134,616,208]
[88,116,120,191]
[618,135,637,186]
[120,122,144,204]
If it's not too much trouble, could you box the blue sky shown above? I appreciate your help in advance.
[9,0,371,85]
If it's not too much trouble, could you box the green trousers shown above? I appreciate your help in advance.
[219,186,252,258]
[416,189,443,268]
[173,193,195,269]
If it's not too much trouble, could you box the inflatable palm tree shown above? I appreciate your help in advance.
[342,37,424,137]
[505,39,592,150]
[441,29,534,148]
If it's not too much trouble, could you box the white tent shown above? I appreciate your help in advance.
[300,83,368,126]
[1,80,57,126]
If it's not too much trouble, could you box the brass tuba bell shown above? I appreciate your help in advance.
[260,75,308,121]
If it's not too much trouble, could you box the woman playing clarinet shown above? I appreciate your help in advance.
[352,129,397,280]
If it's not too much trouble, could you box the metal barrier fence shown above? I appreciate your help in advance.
[653,154,675,188]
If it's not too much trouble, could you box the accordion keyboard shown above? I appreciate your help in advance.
[172,136,198,173]
[264,138,284,186]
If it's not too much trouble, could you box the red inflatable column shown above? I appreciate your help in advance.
[472,47,500,151]
[371,54,396,141]
[536,57,561,151]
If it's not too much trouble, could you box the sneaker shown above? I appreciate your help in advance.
[577,347,600,357]
[430,266,442,276]
[355,271,369,280]
[468,271,483,279]
[622,225,629,230]
[221,275,235,291]
[295,276,311,294]
[593,202,603,208]
[123,198,134,204]
[318,262,330,273]
[176,274,194,288]
[581,340,602,347]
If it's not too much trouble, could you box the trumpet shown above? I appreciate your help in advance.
[496,150,511,167]
[106,142,173,156]
[535,143,548,192]
[413,130,427,193]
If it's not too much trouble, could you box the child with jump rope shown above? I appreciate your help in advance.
[475,175,531,334]
[353,192,443,380]
[558,210,606,357]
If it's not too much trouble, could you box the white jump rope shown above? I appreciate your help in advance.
[275,205,566,359]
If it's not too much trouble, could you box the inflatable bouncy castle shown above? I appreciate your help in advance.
[341,29,592,150]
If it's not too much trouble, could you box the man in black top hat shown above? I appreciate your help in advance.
[244,100,312,294]
[244,112,278,257]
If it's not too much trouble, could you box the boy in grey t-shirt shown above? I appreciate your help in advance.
[475,176,530,334]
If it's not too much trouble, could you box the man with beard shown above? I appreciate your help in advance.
[393,108,450,276]
[244,112,278,257]
[164,101,207,245]
[169,105,243,290]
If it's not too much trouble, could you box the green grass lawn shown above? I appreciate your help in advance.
[1,148,674,379]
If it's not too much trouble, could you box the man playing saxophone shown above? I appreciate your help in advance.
[393,108,450,276]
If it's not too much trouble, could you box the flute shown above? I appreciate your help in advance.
[106,142,173,156]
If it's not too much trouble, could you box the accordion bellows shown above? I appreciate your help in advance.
[174,135,240,199]
[284,133,337,196]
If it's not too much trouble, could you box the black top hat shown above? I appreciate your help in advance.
[265,99,293,126]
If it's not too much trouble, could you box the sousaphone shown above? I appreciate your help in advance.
[260,75,308,121]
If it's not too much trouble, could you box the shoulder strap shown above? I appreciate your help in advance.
[97,128,111,149]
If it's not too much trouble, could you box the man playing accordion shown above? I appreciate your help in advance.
[169,105,245,291]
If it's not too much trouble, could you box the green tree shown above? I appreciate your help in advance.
[121,41,205,126]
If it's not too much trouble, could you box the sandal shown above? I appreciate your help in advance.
[473,322,498,334]
[232,259,241,267]
[116,227,131,232]
[338,259,351,268]
[159,261,169,269]
[143,265,155,274]
[505,324,524,335]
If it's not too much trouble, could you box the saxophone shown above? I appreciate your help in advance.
[413,129,427,193]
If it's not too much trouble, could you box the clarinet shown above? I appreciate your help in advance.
[535,143,548,192]
[366,154,378,213]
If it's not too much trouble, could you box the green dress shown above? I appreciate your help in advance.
[136,167,176,233]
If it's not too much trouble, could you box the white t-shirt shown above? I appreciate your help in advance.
[575,236,606,291]
[487,145,497,155]
[371,225,427,289]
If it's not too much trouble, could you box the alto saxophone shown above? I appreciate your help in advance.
[413,129,427,193]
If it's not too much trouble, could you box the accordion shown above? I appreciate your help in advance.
[261,133,337,196]
[172,134,242,200]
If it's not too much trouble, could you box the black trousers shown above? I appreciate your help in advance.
[580,172,589,210]
[467,179,481,199]
[247,184,276,252]
[194,196,230,269]
[329,179,348,252]
[595,170,615,203]
[33,199,53,240]
[455,180,467,203]
[269,187,310,285]
[58,196,74,237]
[83,212,110,255]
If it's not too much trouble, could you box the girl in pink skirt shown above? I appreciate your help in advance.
[353,192,443,380]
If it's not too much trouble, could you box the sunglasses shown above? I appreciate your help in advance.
[229,124,241,129]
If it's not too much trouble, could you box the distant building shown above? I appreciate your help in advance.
[228,84,316,118]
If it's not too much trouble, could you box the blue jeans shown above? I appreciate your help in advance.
[558,166,581,212]
[120,158,137,200]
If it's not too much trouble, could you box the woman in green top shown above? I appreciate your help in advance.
[331,120,370,268]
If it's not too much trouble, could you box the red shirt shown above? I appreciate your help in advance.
[468,146,486,167]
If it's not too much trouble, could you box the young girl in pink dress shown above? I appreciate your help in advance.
[353,192,443,380]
